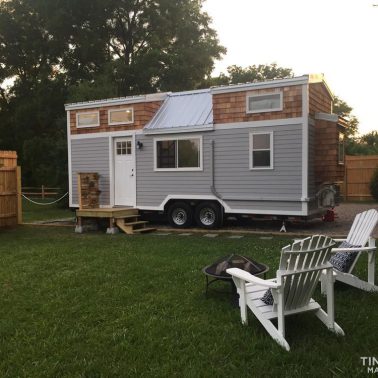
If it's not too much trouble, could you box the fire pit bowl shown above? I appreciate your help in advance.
[202,254,269,296]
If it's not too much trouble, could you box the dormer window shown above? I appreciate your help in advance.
[108,108,134,125]
[76,111,100,128]
[246,92,283,114]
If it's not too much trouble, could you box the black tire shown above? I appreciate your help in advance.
[194,202,222,229]
[167,201,193,228]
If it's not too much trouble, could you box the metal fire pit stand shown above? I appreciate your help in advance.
[202,254,269,299]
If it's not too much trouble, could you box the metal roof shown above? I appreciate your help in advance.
[144,89,213,132]
[64,93,168,111]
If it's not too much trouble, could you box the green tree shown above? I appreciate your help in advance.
[346,131,378,156]
[207,63,294,86]
[0,0,225,190]
[333,96,359,138]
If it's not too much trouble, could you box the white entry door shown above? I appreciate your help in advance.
[114,137,135,206]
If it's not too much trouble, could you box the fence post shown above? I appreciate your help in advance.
[17,166,22,224]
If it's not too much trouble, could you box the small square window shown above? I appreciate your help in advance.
[250,132,273,169]
[116,141,132,155]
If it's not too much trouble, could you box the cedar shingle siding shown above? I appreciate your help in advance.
[70,101,163,135]
[212,85,302,124]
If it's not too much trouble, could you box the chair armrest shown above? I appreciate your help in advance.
[226,268,280,288]
[331,246,376,253]
[333,238,347,242]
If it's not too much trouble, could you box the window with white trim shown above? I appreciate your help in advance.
[116,141,132,155]
[155,137,201,170]
[246,92,283,113]
[108,108,133,125]
[77,111,100,128]
[250,132,273,169]
[338,132,345,164]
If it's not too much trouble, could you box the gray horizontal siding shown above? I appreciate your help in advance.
[213,125,302,198]
[136,134,212,207]
[136,123,304,213]
[71,138,110,206]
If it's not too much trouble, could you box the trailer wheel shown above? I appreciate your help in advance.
[167,202,193,228]
[195,202,222,229]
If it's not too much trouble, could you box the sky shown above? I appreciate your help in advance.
[203,0,378,135]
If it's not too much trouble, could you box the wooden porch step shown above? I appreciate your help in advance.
[114,214,141,220]
[123,221,148,227]
[115,218,155,235]
[133,227,156,234]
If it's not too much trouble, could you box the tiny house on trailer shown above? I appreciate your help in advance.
[65,74,346,229]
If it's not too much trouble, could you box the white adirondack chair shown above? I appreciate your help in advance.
[227,235,344,351]
[320,209,378,294]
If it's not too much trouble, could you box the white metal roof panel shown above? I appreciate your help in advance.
[145,89,213,131]
[64,93,168,111]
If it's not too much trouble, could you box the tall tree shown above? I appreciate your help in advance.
[0,0,225,189]
[207,63,294,86]
[333,96,359,138]
[346,131,378,156]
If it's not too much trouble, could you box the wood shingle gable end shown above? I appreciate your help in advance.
[69,101,163,135]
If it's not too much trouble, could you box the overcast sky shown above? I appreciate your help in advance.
[203,0,377,135]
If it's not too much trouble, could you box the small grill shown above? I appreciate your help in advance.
[202,254,269,296]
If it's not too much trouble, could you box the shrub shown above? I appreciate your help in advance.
[370,167,378,201]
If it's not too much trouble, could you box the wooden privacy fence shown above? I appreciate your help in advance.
[0,150,17,168]
[0,151,22,227]
[344,155,378,201]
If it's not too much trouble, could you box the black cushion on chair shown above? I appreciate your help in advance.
[261,288,274,305]
[329,241,360,273]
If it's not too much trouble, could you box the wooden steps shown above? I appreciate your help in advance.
[115,216,156,235]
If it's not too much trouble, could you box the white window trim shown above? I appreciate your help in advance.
[338,132,345,165]
[108,107,134,126]
[153,135,203,172]
[249,131,274,170]
[246,91,283,114]
[76,110,100,128]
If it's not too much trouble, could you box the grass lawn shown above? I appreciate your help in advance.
[22,197,74,223]
[0,226,377,377]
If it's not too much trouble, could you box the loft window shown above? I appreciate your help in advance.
[246,92,283,113]
[250,132,273,169]
[76,111,100,128]
[155,137,202,171]
[338,132,345,164]
[108,108,134,125]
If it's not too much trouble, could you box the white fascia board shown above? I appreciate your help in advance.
[143,125,214,135]
[65,93,167,111]
[301,84,309,202]
[70,129,143,140]
[214,117,303,130]
[211,76,309,95]
[67,110,73,207]
[314,113,339,122]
